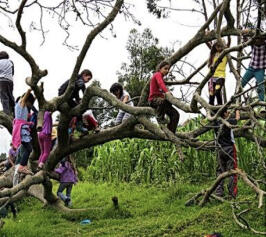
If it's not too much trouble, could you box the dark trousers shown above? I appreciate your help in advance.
[7,203,16,218]
[0,80,15,115]
[16,142,32,166]
[68,99,83,123]
[57,183,73,201]
[150,97,180,133]
[208,78,224,105]
[216,144,238,198]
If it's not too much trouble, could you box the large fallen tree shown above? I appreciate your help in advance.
[0,0,265,234]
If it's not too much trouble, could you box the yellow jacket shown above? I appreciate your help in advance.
[213,53,227,78]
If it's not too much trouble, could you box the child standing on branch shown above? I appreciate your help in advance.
[148,61,179,133]
[214,109,240,199]
[0,51,15,116]
[12,89,35,175]
[207,37,231,105]
[37,111,53,169]
[241,33,265,102]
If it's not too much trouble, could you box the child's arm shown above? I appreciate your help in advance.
[204,30,212,49]
[55,165,65,174]
[20,89,32,107]
[122,95,129,104]
[227,36,231,47]
[235,110,240,121]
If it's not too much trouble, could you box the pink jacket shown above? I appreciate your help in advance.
[12,119,33,148]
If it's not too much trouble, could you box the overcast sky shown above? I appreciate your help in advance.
[0,0,249,153]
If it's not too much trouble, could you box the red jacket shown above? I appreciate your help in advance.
[148,72,168,101]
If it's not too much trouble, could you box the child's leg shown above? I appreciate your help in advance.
[66,183,73,199]
[254,69,265,101]
[215,148,227,197]
[215,78,224,105]
[115,111,125,125]
[241,67,255,88]
[39,134,52,164]
[65,183,73,206]
[150,97,166,119]
[57,183,67,201]
[85,115,98,130]
[7,203,17,218]
[122,112,131,123]
[19,142,32,167]
[208,78,215,105]
[0,81,12,115]
[226,145,238,198]
[38,132,45,164]
[164,101,179,133]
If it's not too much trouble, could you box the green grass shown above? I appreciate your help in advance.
[1,181,264,237]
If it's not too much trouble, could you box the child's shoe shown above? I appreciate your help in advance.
[64,197,71,207]
[37,162,44,171]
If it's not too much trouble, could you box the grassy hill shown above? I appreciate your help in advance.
[1,180,263,237]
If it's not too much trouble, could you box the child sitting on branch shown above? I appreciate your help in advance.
[148,61,179,133]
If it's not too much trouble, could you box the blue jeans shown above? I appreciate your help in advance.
[57,183,73,202]
[15,142,32,166]
[241,67,265,101]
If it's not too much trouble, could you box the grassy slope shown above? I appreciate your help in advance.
[1,180,264,237]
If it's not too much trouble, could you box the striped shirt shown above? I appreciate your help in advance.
[0,59,14,81]
[249,40,266,69]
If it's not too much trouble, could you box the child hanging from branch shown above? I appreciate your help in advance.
[241,31,265,104]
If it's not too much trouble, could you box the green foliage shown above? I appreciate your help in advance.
[117,28,173,101]
[77,117,265,184]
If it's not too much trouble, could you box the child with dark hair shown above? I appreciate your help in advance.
[55,156,78,207]
[58,69,93,108]
[0,51,15,115]
[207,37,230,105]
[110,83,134,125]
[0,143,17,172]
[214,109,240,199]
[148,61,179,133]
[59,69,93,134]
[37,111,53,169]
[241,32,265,102]
[12,89,35,176]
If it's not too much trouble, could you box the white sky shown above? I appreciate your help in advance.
[0,0,250,153]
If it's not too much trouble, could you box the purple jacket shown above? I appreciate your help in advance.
[55,161,78,183]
